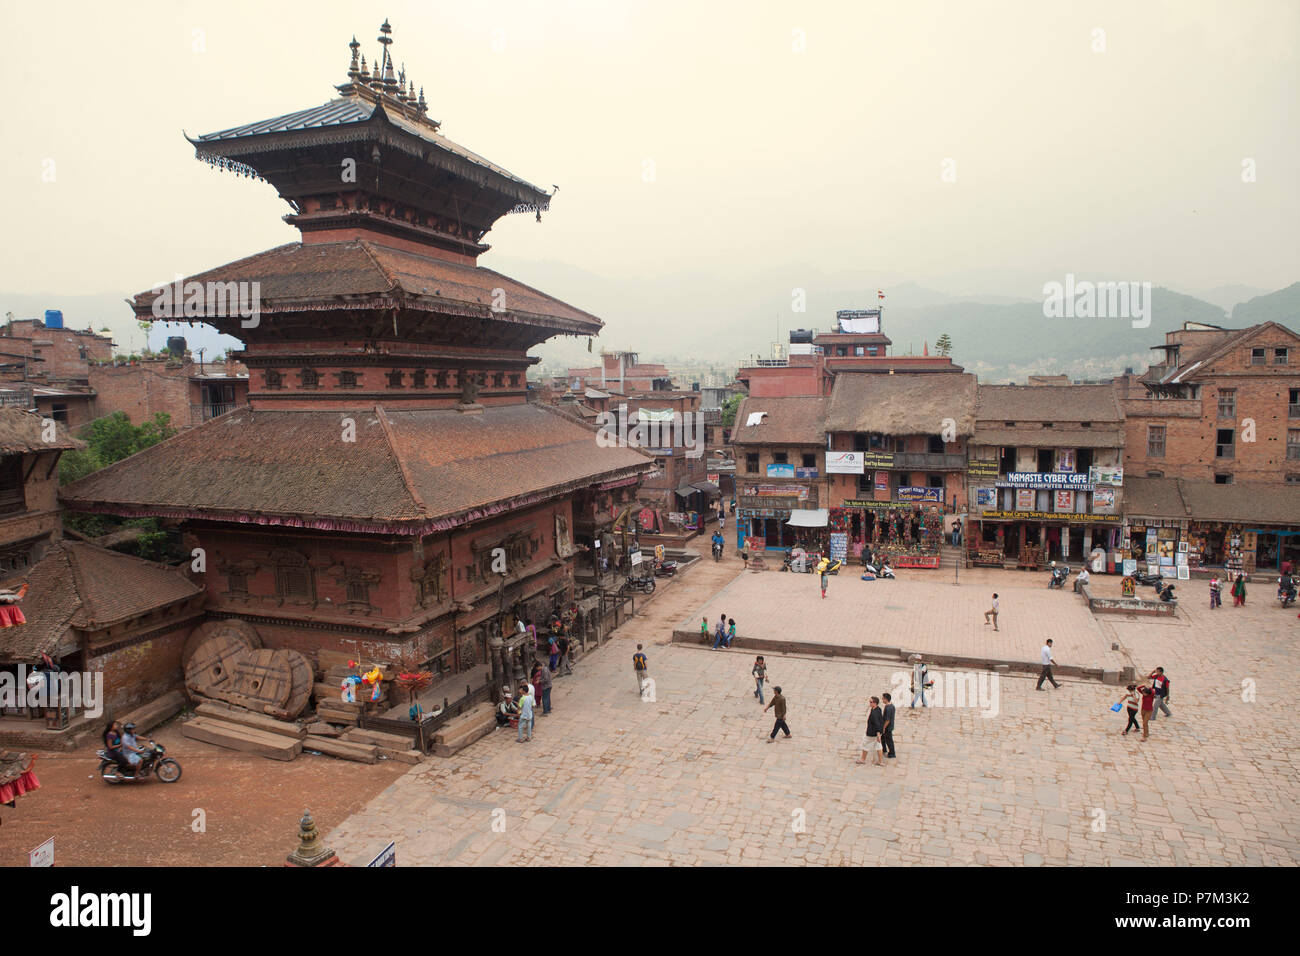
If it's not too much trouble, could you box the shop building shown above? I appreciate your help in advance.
[823,372,976,561]
[967,384,1125,569]
[1122,477,1300,576]
[730,396,830,551]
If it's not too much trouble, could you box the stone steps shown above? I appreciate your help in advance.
[182,716,302,761]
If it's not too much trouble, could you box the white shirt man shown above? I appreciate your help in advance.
[1036,640,1061,690]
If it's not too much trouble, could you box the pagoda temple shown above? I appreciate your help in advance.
[61,23,651,696]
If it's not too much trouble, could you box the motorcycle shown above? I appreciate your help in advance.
[815,557,842,576]
[1279,578,1297,609]
[97,741,182,784]
[626,574,656,594]
[1156,582,1177,604]
[1134,570,1164,587]
[862,561,895,580]
[653,558,678,578]
[1048,564,1071,589]
[781,548,812,573]
[711,540,723,562]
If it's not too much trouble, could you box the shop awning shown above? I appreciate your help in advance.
[692,481,721,496]
[786,508,829,527]
[675,483,699,498]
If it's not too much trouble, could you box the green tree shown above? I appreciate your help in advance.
[720,393,745,428]
[935,333,953,357]
[59,412,176,485]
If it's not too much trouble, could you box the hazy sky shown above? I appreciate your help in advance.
[2,0,1296,336]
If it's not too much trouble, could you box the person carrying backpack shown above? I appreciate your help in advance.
[633,644,649,695]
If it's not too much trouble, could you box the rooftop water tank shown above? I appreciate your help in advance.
[44,309,63,329]
[788,329,814,344]
[166,336,187,358]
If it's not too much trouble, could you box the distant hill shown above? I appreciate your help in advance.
[1231,282,1300,327]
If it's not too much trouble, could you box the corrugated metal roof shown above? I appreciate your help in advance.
[195,99,374,140]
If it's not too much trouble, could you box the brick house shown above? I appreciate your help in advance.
[0,408,82,582]
[1118,320,1300,485]
[730,396,830,551]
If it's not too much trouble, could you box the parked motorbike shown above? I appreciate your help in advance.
[1048,563,1071,589]
[815,557,842,575]
[1279,577,1297,609]
[97,741,182,784]
[862,561,896,579]
[1156,582,1177,604]
[781,548,812,573]
[653,558,679,578]
[626,574,656,594]
[1134,570,1164,587]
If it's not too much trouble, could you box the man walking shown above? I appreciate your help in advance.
[752,655,767,704]
[880,692,897,759]
[557,634,573,675]
[1036,638,1061,690]
[763,685,791,741]
[516,682,535,743]
[909,654,930,708]
[633,644,649,696]
[1146,667,1172,720]
[535,659,553,715]
[984,593,1000,631]
[859,696,884,766]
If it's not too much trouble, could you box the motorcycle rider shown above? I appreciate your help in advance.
[711,529,724,558]
[1279,571,1297,604]
[103,720,130,773]
[120,722,148,773]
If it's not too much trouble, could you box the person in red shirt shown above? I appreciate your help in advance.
[1138,684,1155,741]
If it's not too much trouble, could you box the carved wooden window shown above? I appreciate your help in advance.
[0,455,25,515]
[227,571,248,596]
[387,369,405,388]
[411,369,427,388]
[509,373,520,387]
[339,370,358,388]
[300,368,319,388]
[436,370,449,388]
[493,372,505,387]
[275,559,314,602]
[346,577,370,604]
[265,369,283,390]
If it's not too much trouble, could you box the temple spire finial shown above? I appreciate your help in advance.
[348,36,361,81]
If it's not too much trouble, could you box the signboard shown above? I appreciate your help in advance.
[30,837,53,868]
[875,472,889,492]
[1121,576,1136,597]
[836,309,881,333]
[898,486,942,503]
[1089,465,1124,486]
[1001,472,1092,490]
[738,497,803,512]
[1122,559,1137,577]
[975,488,996,507]
[794,467,819,479]
[1015,489,1036,510]
[630,551,643,566]
[742,484,809,499]
[707,473,720,484]
[825,451,865,474]
[979,510,1121,523]
[766,463,796,478]
[668,512,685,524]
[1056,449,1076,473]
[655,545,665,563]
[367,841,396,868]
[861,451,895,469]
[1094,487,1115,508]
[842,499,905,510]
[967,459,1000,481]
[1054,490,1075,512]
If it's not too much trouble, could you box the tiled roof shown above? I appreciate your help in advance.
[193,95,548,200]
[60,404,652,534]
[0,406,83,454]
[129,240,602,334]
[976,384,1122,423]
[825,372,977,436]
[732,396,829,445]
[1123,477,1300,525]
[1,541,201,661]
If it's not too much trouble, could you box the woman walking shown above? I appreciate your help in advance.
[1232,572,1247,607]
[1117,684,1141,736]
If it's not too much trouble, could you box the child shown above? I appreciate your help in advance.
[1116,683,1140,736]
[726,618,736,648]
[752,656,767,703]
[700,616,710,643]
[1209,575,1222,609]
